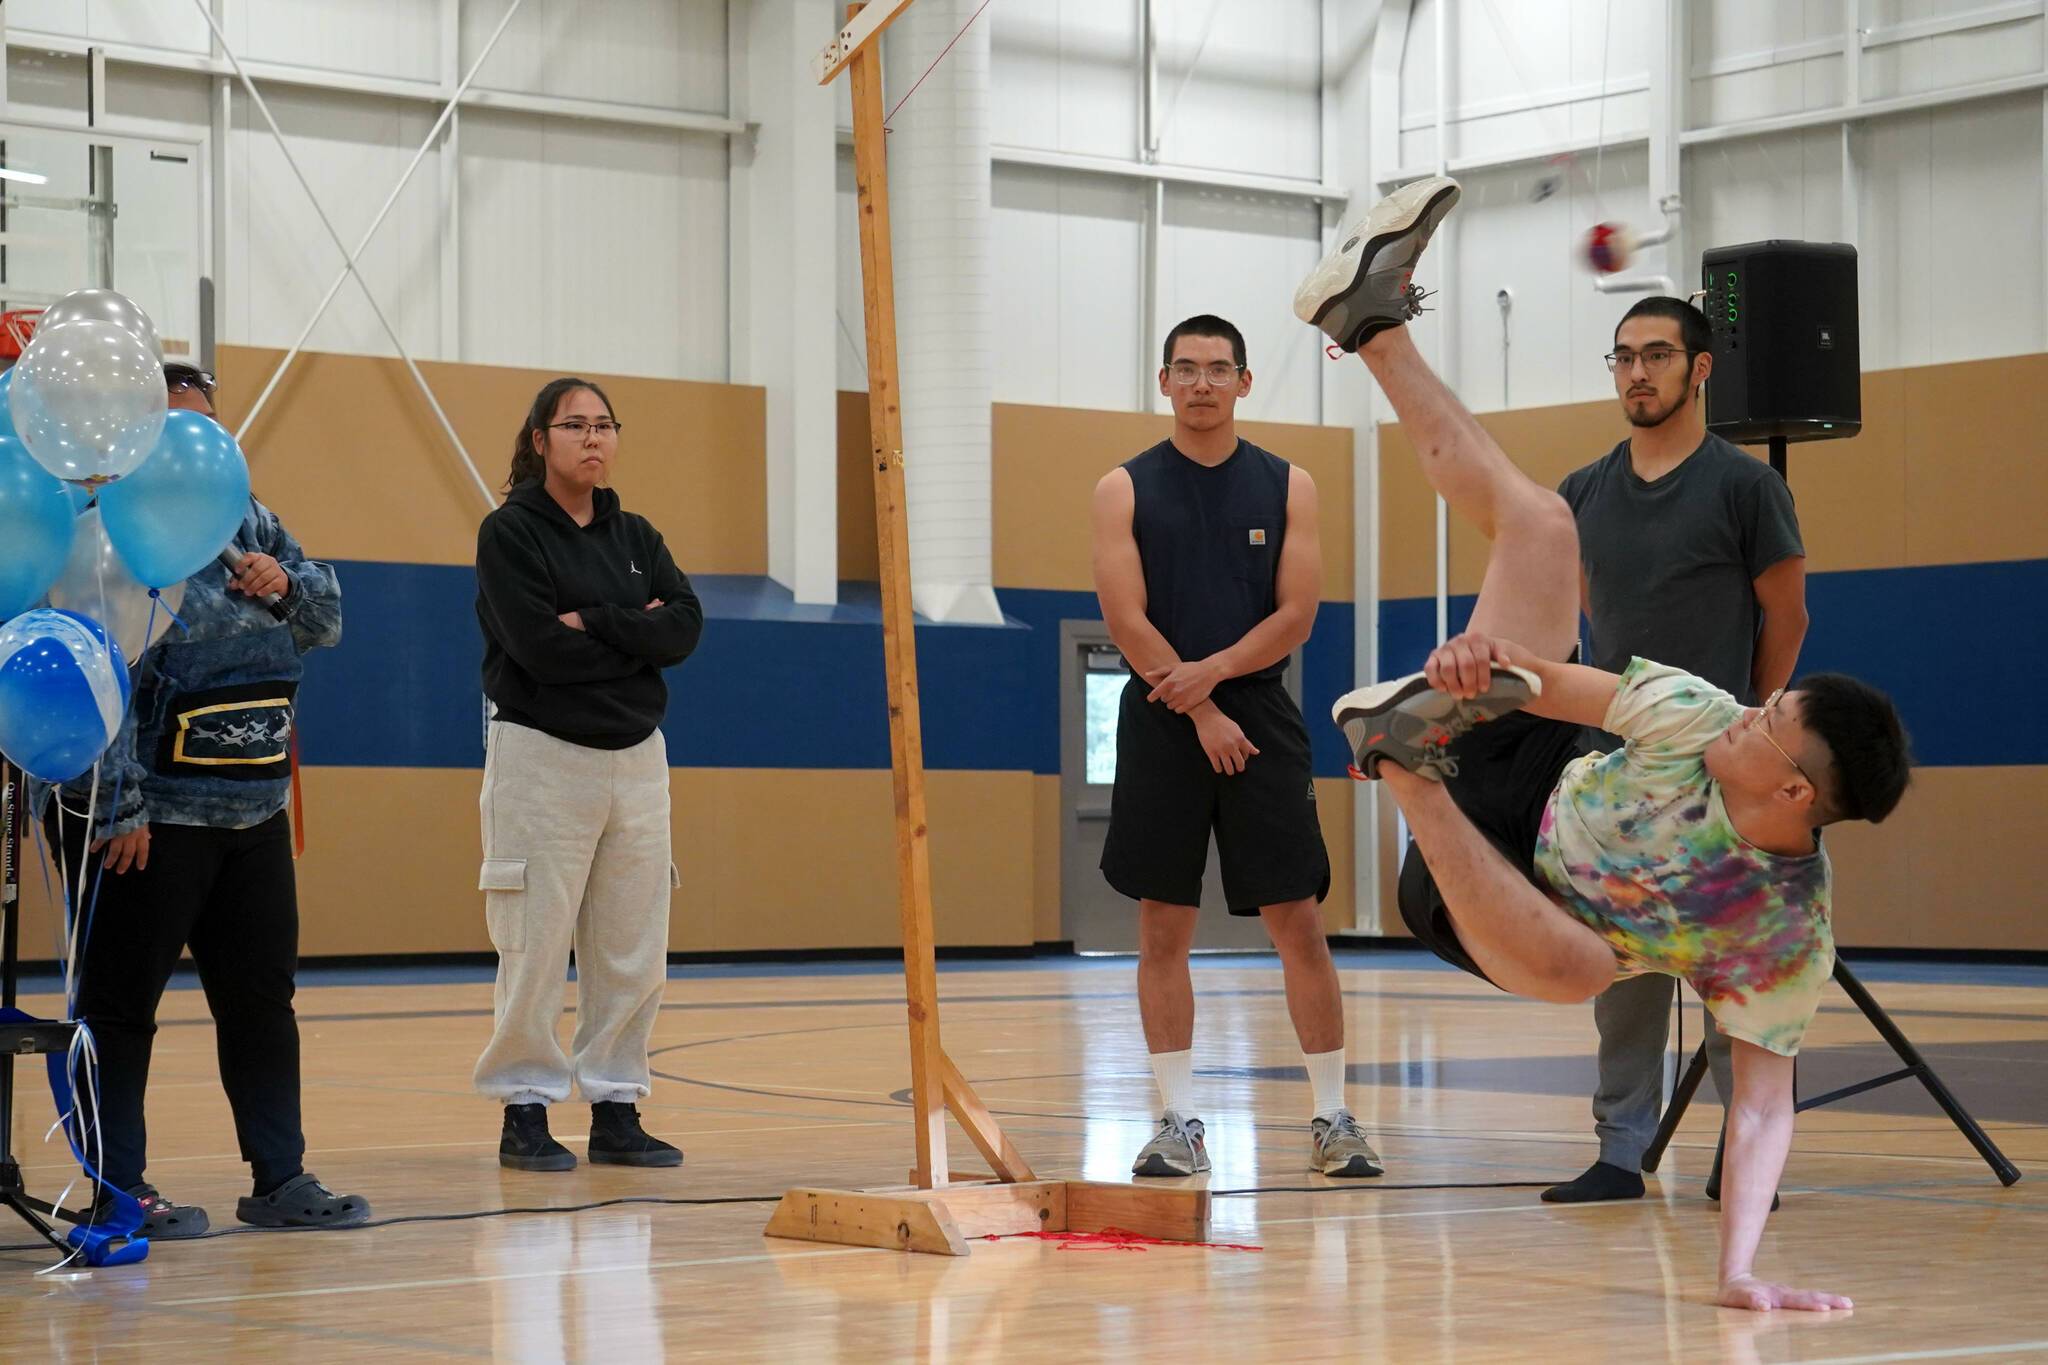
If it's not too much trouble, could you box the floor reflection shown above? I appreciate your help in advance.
[474,1207,664,1364]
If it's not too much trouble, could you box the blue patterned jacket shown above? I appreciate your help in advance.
[45,497,342,836]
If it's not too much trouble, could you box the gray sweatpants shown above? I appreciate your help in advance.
[473,720,675,1107]
[1592,972,1735,1171]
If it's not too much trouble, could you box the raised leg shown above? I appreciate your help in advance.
[1358,325,1581,662]
[1379,766,1616,1003]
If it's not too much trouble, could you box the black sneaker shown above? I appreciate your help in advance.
[588,1101,684,1168]
[500,1102,576,1172]
[1294,175,1461,352]
[1332,665,1541,781]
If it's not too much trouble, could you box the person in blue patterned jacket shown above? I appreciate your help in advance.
[41,362,368,1239]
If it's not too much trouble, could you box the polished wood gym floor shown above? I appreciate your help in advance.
[2,951,2044,1362]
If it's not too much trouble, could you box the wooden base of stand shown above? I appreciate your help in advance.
[764,1180,1211,1257]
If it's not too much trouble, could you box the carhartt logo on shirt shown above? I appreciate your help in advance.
[1248,529,1267,545]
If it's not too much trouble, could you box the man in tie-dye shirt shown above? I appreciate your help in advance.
[1296,174,1911,1312]
[1537,658,1834,1058]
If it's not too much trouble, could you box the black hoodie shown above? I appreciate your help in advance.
[476,479,704,749]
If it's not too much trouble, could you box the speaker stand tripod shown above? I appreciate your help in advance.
[1642,436,2022,1191]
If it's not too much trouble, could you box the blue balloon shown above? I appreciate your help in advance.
[0,608,129,782]
[98,410,251,589]
[0,429,77,619]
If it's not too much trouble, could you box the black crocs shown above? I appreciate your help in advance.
[95,1183,211,1239]
[234,1173,372,1229]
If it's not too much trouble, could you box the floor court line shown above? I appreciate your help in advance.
[155,1243,869,1308]
[1796,1344,2048,1364]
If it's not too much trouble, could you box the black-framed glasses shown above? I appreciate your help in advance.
[1604,346,1692,374]
[1750,687,1810,783]
[164,365,215,398]
[1167,362,1243,387]
[546,418,623,438]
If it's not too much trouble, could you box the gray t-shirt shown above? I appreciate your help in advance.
[1558,431,1804,706]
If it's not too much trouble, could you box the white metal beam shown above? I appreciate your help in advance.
[186,0,496,511]
[8,28,748,137]
[1681,68,2048,147]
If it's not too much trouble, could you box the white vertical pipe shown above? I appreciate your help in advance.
[1433,0,1450,646]
[892,0,1004,624]
[438,0,461,361]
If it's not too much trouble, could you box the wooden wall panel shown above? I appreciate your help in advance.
[215,346,767,573]
[16,767,1040,959]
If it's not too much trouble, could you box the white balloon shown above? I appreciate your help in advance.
[10,319,167,485]
[38,289,164,364]
[44,506,184,662]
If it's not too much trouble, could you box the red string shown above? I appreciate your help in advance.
[983,1227,1262,1253]
[884,0,999,130]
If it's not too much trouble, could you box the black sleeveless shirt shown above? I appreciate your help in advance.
[1123,438,1292,682]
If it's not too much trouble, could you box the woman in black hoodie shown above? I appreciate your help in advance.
[472,377,703,1171]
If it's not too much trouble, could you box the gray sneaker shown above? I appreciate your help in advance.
[1293,175,1461,352]
[1131,1112,1210,1177]
[1332,665,1542,782]
[1311,1110,1385,1178]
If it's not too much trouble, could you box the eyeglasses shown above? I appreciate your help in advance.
[546,418,623,439]
[1167,362,1243,387]
[1750,688,1811,784]
[165,368,216,398]
[1604,347,1692,374]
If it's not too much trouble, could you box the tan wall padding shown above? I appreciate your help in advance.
[215,346,767,573]
[17,767,1040,958]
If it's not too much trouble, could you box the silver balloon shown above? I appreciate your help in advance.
[45,506,184,663]
[38,289,164,364]
[10,319,167,486]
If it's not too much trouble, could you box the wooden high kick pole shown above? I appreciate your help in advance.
[762,1,1209,1256]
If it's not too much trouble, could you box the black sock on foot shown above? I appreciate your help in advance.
[1542,1160,1645,1203]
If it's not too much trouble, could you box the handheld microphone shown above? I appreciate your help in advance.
[220,546,290,622]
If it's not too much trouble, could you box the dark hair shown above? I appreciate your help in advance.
[1615,296,1712,359]
[506,377,616,492]
[1162,314,1247,370]
[1794,673,1913,825]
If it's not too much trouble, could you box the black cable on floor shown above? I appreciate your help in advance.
[0,1192,787,1253]
[0,1178,1579,1255]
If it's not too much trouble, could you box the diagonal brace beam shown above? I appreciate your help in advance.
[189,0,504,511]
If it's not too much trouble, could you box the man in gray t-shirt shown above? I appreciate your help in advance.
[1546,296,1809,1205]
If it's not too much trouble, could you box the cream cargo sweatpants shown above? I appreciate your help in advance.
[473,720,675,1106]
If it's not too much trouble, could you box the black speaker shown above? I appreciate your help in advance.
[1701,240,1860,444]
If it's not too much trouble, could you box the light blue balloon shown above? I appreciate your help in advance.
[98,410,251,590]
[0,430,77,619]
[0,368,19,443]
[0,608,129,783]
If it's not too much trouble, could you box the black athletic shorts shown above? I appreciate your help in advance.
[1100,674,1331,913]
[1396,709,1597,983]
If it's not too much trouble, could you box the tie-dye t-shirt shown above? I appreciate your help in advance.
[1533,660,1833,1056]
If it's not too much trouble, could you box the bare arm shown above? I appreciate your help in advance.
[1750,556,1808,700]
[1147,466,1321,713]
[1426,633,1624,732]
[1716,1040,1852,1312]
[1091,469,1182,680]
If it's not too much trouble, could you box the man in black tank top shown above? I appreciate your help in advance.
[1091,314,1382,1181]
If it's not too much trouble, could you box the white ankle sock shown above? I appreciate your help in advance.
[1149,1048,1195,1118]
[1304,1048,1348,1120]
